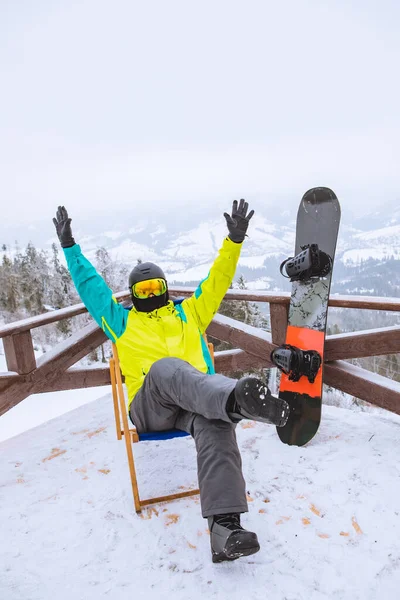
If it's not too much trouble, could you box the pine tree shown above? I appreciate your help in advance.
[95,246,129,291]
[0,251,18,312]
[92,246,129,363]
[17,243,52,315]
[49,243,75,335]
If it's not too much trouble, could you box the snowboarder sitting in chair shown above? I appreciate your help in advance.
[53,199,289,563]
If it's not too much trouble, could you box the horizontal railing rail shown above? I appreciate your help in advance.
[0,289,399,339]
[0,290,399,419]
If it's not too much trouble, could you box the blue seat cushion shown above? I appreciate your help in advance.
[138,429,190,442]
[128,402,190,441]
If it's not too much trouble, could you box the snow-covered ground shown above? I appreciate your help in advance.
[0,344,111,443]
[1,389,400,600]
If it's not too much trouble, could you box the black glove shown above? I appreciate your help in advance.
[224,199,254,243]
[52,206,76,248]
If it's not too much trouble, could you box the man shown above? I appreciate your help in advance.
[53,199,289,563]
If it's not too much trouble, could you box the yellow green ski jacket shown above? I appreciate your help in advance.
[64,236,242,406]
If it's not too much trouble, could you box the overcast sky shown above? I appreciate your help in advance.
[1,0,399,236]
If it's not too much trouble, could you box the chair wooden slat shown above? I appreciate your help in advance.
[109,337,213,513]
[112,344,142,512]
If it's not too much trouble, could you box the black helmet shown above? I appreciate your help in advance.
[128,262,167,287]
[128,262,169,313]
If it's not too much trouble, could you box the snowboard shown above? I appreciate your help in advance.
[273,187,341,446]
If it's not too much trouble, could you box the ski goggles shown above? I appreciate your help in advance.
[131,278,167,299]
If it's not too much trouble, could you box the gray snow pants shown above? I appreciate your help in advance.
[129,357,248,518]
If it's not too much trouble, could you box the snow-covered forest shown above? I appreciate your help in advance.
[1,240,399,389]
[0,242,128,362]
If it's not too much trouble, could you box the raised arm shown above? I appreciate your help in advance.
[53,206,128,342]
[184,199,254,332]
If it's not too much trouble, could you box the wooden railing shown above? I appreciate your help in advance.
[1,289,399,417]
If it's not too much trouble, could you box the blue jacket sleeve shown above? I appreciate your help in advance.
[63,244,128,342]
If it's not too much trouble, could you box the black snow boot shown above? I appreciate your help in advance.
[208,513,260,563]
[228,377,290,427]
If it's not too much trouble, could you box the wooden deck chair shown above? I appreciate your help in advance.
[109,338,214,513]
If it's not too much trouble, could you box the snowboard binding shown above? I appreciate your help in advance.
[280,243,332,282]
[271,344,322,384]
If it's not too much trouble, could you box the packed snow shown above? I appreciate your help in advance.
[0,346,110,443]
[1,384,400,600]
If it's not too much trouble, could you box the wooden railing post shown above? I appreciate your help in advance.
[270,303,289,346]
[3,331,36,374]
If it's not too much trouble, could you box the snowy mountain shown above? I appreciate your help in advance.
[2,197,400,294]
[60,213,294,284]
[1,390,400,599]
[65,201,400,296]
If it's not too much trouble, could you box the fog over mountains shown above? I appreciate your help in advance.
[3,196,400,297]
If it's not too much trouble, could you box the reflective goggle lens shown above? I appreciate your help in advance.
[132,278,167,299]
